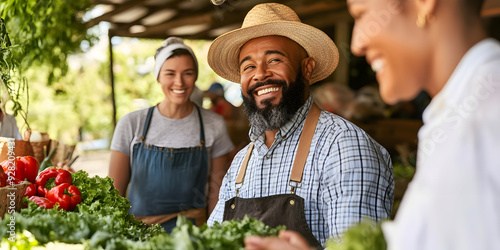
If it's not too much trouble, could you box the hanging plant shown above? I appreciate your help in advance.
[0,17,29,129]
[0,0,97,132]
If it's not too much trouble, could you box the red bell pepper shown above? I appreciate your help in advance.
[29,196,55,209]
[46,183,82,211]
[24,183,38,197]
[36,168,72,189]
[18,156,39,183]
[36,168,73,197]
[1,156,39,183]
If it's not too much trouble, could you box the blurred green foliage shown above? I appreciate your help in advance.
[17,38,224,144]
[0,0,96,130]
[1,0,224,144]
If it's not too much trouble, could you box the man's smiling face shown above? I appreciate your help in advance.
[239,36,312,131]
[239,36,308,109]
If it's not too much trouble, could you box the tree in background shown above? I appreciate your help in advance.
[0,0,96,134]
[1,1,225,145]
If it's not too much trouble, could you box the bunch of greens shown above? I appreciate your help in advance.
[326,218,387,250]
[86,215,285,250]
[0,170,284,250]
[0,170,164,248]
[165,215,285,250]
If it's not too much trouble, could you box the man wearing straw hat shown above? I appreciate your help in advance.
[207,3,394,248]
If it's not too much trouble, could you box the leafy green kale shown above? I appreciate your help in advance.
[1,171,283,250]
[0,170,164,248]
[158,215,285,250]
[88,215,285,250]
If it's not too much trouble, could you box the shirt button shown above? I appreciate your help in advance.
[265,155,270,159]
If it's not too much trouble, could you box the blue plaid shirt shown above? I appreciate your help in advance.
[208,97,394,246]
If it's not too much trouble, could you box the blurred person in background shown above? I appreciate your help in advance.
[108,37,234,233]
[205,82,250,159]
[246,0,500,249]
[312,83,385,123]
[312,82,355,117]
[0,109,22,139]
[205,82,235,121]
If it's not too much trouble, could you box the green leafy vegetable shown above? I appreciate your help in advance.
[326,218,387,250]
[1,171,283,250]
[0,170,163,248]
[88,215,285,250]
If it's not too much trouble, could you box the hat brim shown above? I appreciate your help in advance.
[208,21,339,84]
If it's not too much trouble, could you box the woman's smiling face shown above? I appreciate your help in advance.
[157,54,197,106]
[348,0,432,104]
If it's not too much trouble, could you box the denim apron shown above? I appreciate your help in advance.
[128,105,208,233]
[223,103,323,249]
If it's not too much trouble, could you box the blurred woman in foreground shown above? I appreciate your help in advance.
[245,0,500,249]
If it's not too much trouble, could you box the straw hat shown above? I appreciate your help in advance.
[208,3,339,85]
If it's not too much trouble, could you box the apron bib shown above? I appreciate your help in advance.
[128,105,208,232]
[223,103,323,248]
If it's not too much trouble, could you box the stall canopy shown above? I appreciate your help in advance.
[87,0,500,40]
[86,0,500,127]
[86,0,349,40]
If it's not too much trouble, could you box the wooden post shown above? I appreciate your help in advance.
[108,32,117,128]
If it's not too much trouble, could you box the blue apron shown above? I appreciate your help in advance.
[128,105,208,232]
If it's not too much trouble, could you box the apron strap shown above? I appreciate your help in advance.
[195,105,206,148]
[235,142,254,195]
[235,103,322,195]
[140,106,156,141]
[288,103,321,193]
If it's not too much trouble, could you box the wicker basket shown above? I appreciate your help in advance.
[31,140,51,164]
[0,138,35,163]
[0,181,30,219]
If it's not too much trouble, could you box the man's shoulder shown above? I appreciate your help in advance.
[318,110,369,135]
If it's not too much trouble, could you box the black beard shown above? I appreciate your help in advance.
[242,73,307,131]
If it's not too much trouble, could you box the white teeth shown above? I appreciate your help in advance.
[257,87,279,96]
[371,59,385,73]
[172,89,185,94]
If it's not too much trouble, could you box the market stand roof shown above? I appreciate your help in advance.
[87,0,500,40]
[86,0,351,39]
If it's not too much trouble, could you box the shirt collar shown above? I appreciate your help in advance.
[249,96,313,142]
[423,38,500,123]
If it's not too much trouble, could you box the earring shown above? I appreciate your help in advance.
[416,13,427,28]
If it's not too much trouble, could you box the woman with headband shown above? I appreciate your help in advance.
[108,37,234,232]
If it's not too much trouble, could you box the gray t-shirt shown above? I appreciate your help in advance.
[110,106,234,164]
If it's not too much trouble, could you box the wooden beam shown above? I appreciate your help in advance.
[86,0,145,28]
[131,13,212,38]
[294,1,347,16]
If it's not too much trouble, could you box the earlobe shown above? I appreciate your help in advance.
[302,58,316,80]
[415,0,437,19]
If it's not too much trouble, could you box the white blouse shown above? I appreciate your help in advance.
[384,38,500,250]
